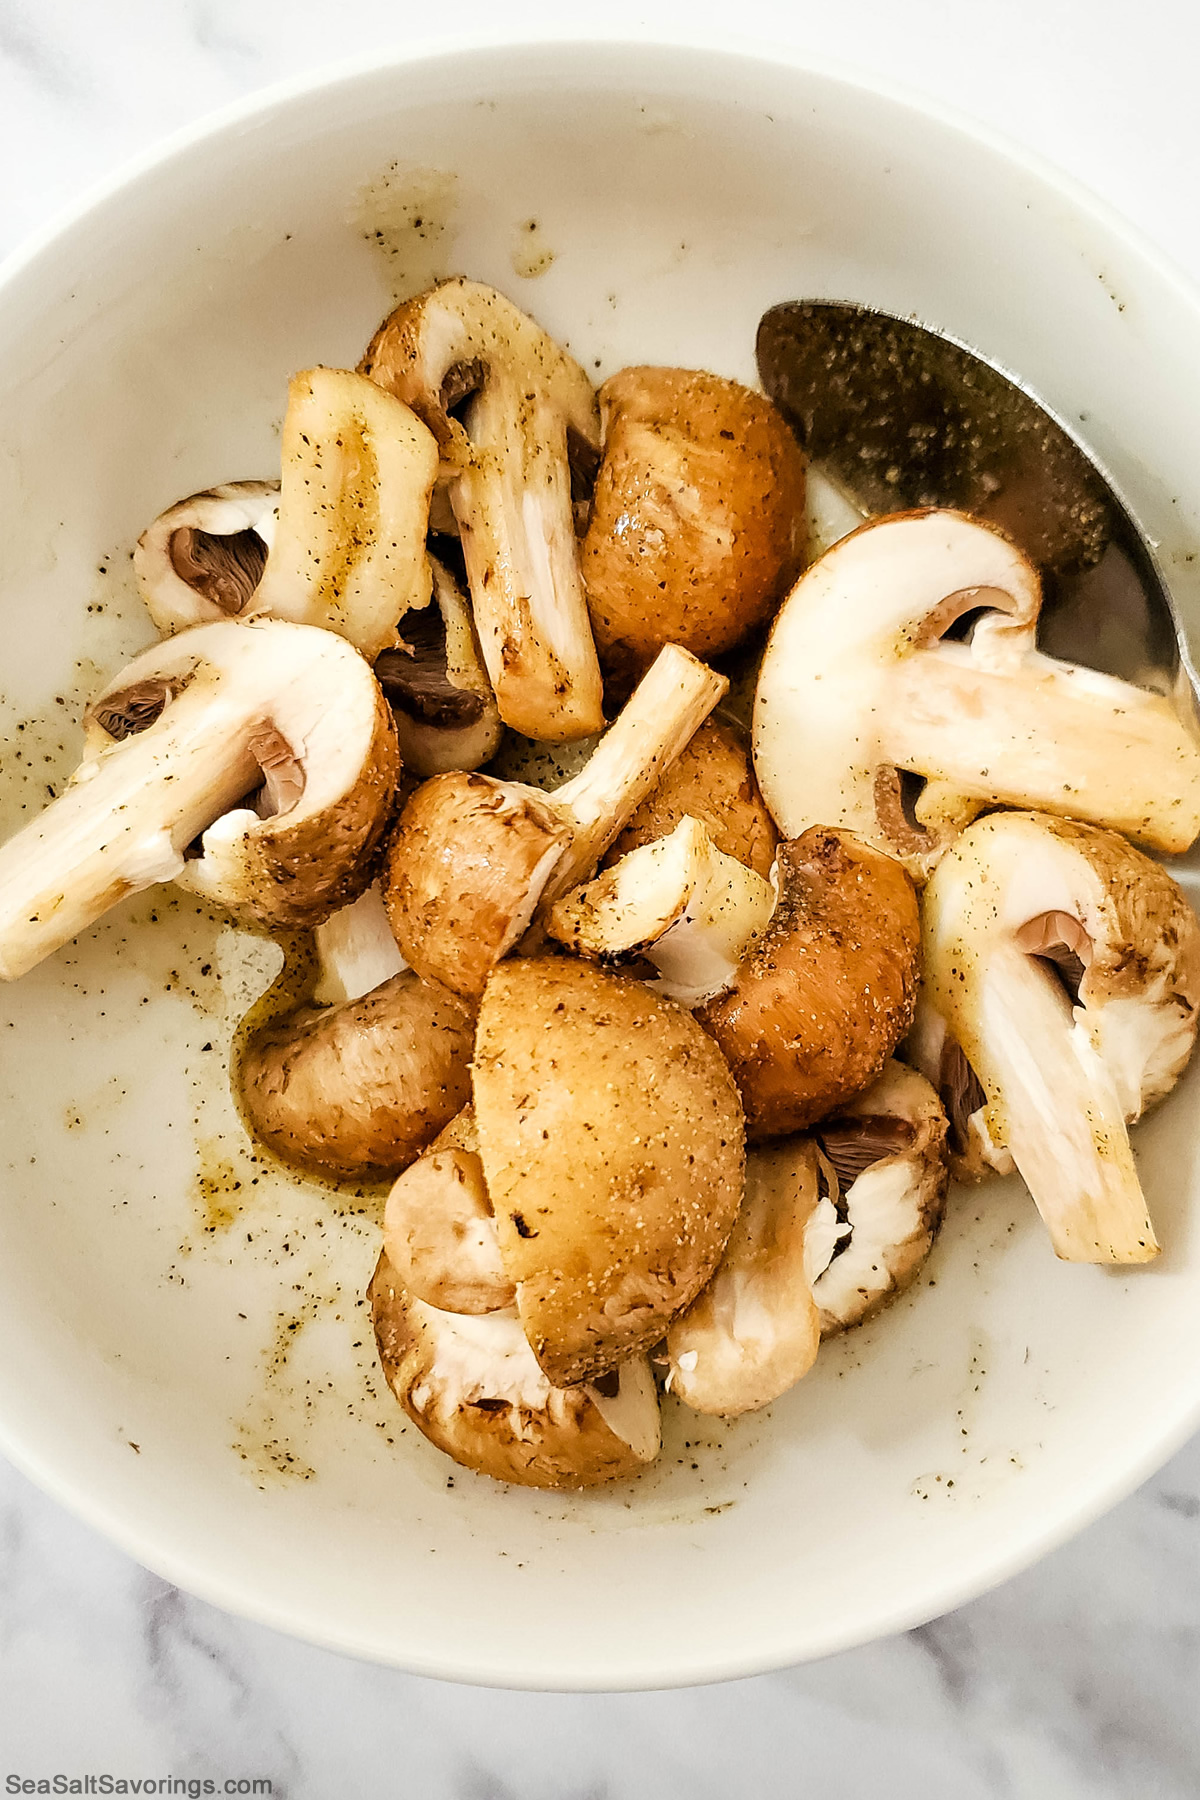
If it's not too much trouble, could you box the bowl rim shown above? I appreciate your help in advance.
[3,26,1200,1689]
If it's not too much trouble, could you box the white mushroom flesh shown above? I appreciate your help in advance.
[547,814,774,1006]
[374,552,503,776]
[313,884,407,1005]
[133,480,279,634]
[383,1109,514,1316]
[754,509,1200,877]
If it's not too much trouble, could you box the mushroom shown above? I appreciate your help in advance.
[581,367,807,682]
[804,1060,948,1334]
[697,827,922,1139]
[251,367,440,662]
[753,509,1200,879]
[381,643,727,999]
[908,810,1200,1263]
[312,883,407,1006]
[382,1107,515,1315]
[238,968,474,1183]
[0,618,398,979]
[665,1135,822,1417]
[372,549,502,776]
[472,956,746,1386]
[547,815,775,1008]
[605,716,778,879]
[133,480,279,632]
[369,1253,661,1488]
[360,278,605,741]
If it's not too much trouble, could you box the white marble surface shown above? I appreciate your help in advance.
[3,0,1200,1793]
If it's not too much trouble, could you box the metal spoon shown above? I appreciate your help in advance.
[756,300,1198,701]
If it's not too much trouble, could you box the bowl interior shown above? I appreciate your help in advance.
[2,38,1200,1687]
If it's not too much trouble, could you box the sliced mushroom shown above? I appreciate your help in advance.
[0,619,398,978]
[582,367,806,681]
[472,956,746,1387]
[361,278,604,740]
[312,883,407,1006]
[133,480,279,632]
[382,1107,514,1315]
[753,510,1200,879]
[605,716,778,879]
[381,643,726,999]
[547,815,774,1007]
[372,550,502,775]
[666,1135,822,1417]
[697,827,922,1139]
[370,1253,661,1488]
[249,366,440,661]
[238,969,474,1182]
[909,810,1200,1263]
[805,1060,948,1333]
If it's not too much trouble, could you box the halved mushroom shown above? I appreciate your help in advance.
[370,1253,661,1488]
[382,1107,514,1315]
[238,968,474,1183]
[547,815,774,1007]
[805,1060,948,1333]
[697,827,922,1139]
[312,884,407,1006]
[665,1135,822,1417]
[382,643,726,999]
[605,716,778,879]
[582,367,806,682]
[361,278,604,741]
[251,367,440,662]
[472,956,746,1386]
[372,550,502,776]
[0,619,398,978]
[908,810,1200,1263]
[753,510,1200,879]
[133,480,279,632]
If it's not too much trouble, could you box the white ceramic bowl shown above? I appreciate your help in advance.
[2,34,1200,1690]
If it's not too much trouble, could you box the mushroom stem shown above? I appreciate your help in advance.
[546,644,728,900]
[547,815,774,1006]
[0,669,259,979]
[888,647,1200,851]
[974,945,1155,1262]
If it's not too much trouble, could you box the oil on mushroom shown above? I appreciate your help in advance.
[908,810,1200,1263]
[753,509,1200,879]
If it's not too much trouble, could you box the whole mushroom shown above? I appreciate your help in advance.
[582,367,806,681]
[908,810,1200,1263]
[472,956,746,1387]
[753,509,1200,879]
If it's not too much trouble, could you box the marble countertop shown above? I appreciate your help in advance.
[3,1,1200,1794]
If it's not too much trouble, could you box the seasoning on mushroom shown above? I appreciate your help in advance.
[0,618,398,979]
[605,716,778,879]
[381,643,727,1000]
[547,814,775,1007]
[133,480,279,632]
[370,1253,662,1488]
[908,810,1200,1263]
[696,827,922,1139]
[361,278,605,741]
[472,956,746,1387]
[372,549,502,777]
[753,509,1200,880]
[582,367,807,683]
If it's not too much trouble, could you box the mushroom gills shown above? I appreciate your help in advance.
[373,548,503,776]
[133,480,279,634]
[547,814,775,1006]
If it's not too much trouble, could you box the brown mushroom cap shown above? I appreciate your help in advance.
[472,956,746,1386]
[239,970,474,1182]
[698,827,922,1139]
[582,367,806,679]
[369,1252,661,1489]
[605,717,778,878]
